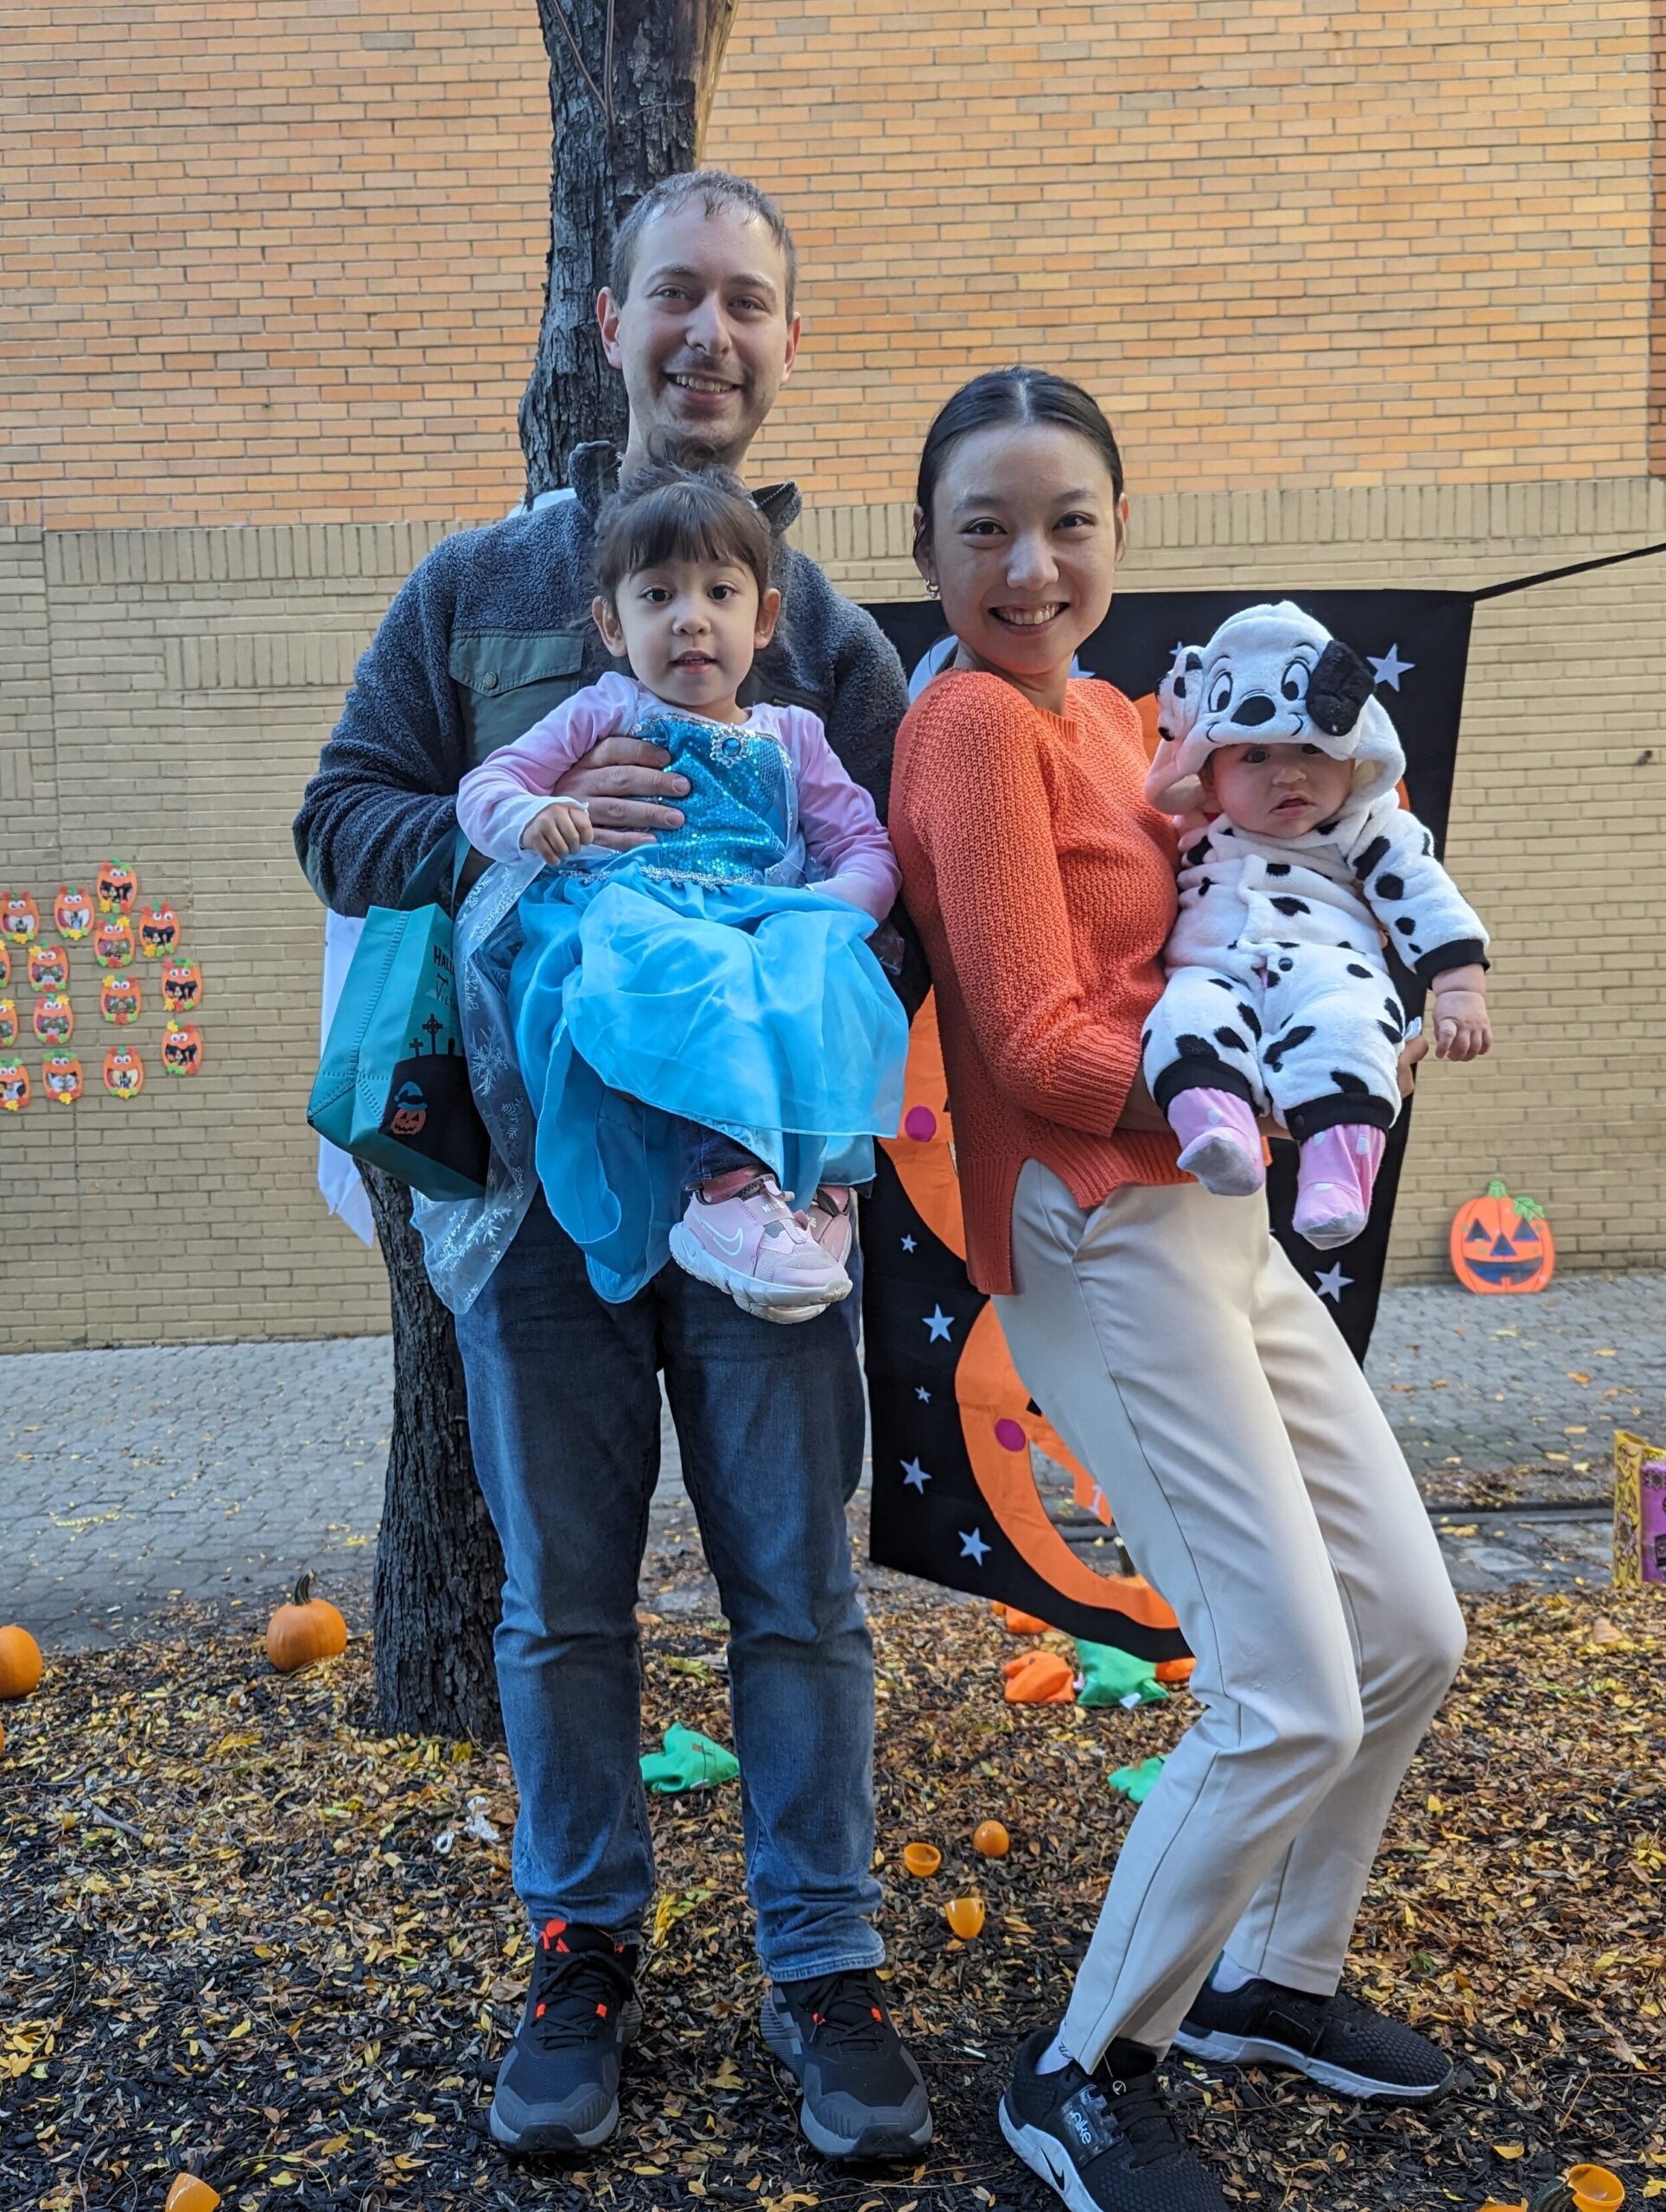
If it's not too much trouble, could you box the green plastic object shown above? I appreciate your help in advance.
[1077,1642,1169,1708]
[639,1724,740,1796]
[1109,1756,1167,1805]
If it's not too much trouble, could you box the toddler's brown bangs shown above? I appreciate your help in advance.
[594,468,773,602]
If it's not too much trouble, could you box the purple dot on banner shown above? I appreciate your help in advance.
[994,1417,1027,1452]
[903,1105,938,1141]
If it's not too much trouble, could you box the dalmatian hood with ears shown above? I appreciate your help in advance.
[1146,601,1405,829]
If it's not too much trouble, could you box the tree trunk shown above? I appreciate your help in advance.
[367,0,736,1742]
[518,0,738,499]
[364,1165,506,1742]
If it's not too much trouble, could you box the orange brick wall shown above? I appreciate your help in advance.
[3,3,552,528]
[709,0,1657,503]
[5,2,1659,526]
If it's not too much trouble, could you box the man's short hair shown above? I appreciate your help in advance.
[608,170,798,319]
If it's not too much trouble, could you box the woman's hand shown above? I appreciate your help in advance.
[550,735,690,850]
[1398,1030,1428,1094]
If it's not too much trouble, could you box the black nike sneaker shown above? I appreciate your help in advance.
[1000,2026,1230,2212]
[1173,1975,1453,2101]
[489,1918,642,2152]
[760,1968,932,2158]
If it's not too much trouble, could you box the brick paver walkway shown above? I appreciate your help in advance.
[9,1272,1662,1649]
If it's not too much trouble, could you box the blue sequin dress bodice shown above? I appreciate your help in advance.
[626,710,797,888]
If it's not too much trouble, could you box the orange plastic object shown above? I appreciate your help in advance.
[944,1896,986,1938]
[1475,2201,1525,2212]
[901,1840,942,1878]
[1002,1650,1076,1704]
[166,2178,222,2212]
[1567,2169,1625,2212]
[1154,1656,1195,1687]
[972,1819,1011,1858]
[998,1608,1057,1637]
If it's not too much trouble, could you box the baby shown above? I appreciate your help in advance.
[455,461,907,1319]
[1141,601,1491,1249]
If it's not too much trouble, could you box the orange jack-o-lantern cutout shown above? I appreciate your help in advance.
[0,1058,30,1111]
[93,916,136,969]
[32,991,73,1044]
[880,994,1181,1640]
[162,957,203,1012]
[97,860,137,914]
[100,972,142,1024]
[138,901,179,958]
[103,1042,144,1099]
[54,885,94,941]
[2,890,40,945]
[0,941,9,988]
[29,941,69,992]
[1448,1178,1555,1296]
[42,1053,83,1104]
[0,1000,16,1048]
[162,1019,203,1076]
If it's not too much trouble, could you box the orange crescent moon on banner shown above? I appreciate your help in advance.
[879,978,1180,1632]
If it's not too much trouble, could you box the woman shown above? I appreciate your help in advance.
[889,368,1466,2212]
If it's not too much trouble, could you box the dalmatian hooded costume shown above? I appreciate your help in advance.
[1141,601,1488,1245]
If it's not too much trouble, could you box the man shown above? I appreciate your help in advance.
[294,172,930,2163]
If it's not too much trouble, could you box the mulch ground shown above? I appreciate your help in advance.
[3,1592,1662,2212]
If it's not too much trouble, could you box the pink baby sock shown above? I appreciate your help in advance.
[1167,1087,1265,1197]
[1292,1124,1386,1249]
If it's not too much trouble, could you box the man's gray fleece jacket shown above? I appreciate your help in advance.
[293,442,910,918]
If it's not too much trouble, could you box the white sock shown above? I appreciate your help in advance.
[1035,2032,1074,2074]
[1210,1951,1260,1993]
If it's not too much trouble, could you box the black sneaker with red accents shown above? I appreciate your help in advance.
[1173,1977,1453,2102]
[1000,2027,1230,2212]
[489,1919,642,2152]
[760,1969,932,2158]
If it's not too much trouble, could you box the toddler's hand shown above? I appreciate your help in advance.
[522,800,595,865]
[1432,988,1491,1061]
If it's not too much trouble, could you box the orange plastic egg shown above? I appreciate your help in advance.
[0,1624,42,1700]
[972,1820,1010,1858]
[165,2177,222,2212]
[1567,2169,1625,2212]
[901,1840,942,1878]
[944,1896,986,1938]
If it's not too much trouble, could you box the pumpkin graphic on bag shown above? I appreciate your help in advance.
[42,1053,83,1104]
[1448,1177,1555,1295]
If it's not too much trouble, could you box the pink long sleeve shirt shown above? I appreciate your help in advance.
[455,671,901,922]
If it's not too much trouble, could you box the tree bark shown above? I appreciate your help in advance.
[518,0,738,498]
[364,1165,506,1742]
[366,0,736,1742]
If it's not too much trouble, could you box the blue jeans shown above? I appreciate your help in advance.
[455,1189,882,1981]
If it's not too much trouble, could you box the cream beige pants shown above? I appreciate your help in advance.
[995,1163,1466,2064]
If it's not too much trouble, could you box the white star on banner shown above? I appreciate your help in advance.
[1313,1262,1353,1302]
[900,1235,917,1253]
[901,1458,932,1491]
[915,1386,932,1402]
[924,1305,954,1342]
[959,1527,991,1564]
[1367,644,1414,690]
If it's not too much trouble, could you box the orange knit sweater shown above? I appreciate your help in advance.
[891,671,1187,1294]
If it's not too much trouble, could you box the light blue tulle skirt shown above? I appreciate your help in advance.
[507,867,907,1304]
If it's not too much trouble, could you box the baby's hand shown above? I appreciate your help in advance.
[521,800,595,864]
[1431,969,1491,1062]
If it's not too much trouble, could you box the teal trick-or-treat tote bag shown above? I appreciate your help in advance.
[308,836,489,1199]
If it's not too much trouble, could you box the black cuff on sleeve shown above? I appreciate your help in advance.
[1414,938,1489,982]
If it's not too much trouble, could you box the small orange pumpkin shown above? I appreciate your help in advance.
[0,1624,44,1699]
[944,1896,986,1938]
[1449,1178,1555,1296]
[972,1819,1011,1858]
[165,2176,222,2212]
[265,1571,348,1673]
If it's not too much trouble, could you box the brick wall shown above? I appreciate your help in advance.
[4,2,1658,524]
[3,493,1660,1351]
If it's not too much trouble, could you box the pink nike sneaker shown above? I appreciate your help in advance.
[804,1185,855,1269]
[669,1172,852,1322]
[1167,1087,1265,1197]
[1293,1123,1386,1249]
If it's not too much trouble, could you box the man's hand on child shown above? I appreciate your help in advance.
[1429,968,1491,1061]
[550,734,690,850]
[522,800,596,864]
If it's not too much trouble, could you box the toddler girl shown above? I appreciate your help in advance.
[455,461,907,1319]
[1141,600,1491,1247]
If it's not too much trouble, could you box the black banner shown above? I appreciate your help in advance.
[859,588,1475,1647]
